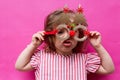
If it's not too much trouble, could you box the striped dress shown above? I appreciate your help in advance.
[30,50,100,80]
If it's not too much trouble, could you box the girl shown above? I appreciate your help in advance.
[15,7,115,80]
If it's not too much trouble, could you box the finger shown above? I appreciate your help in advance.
[96,32,101,36]
[32,34,40,41]
[90,31,100,36]
[37,31,45,36]
[39,35,44,41]
[90,31,96,36]
[32,33,43,41]
[36,33,45,41]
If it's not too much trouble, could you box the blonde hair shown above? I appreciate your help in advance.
[44,9,88,53]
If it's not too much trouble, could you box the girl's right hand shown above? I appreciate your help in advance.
[31,31,45,48]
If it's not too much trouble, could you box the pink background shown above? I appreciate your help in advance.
[0,0,120,80]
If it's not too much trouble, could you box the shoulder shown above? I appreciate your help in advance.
[85,52,101,73]
[76,52,100,60]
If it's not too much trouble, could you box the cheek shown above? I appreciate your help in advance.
[54,39,63,47]
[73,41,78,47]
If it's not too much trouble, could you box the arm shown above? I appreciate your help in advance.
[89,31,115,74]
[15,31,45,71]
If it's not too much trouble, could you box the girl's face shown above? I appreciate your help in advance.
[54,26,79,55]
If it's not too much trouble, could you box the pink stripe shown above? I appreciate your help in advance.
[53,54,55,80]
[54,53,56,80]
[73,54,76,80]
[61,56,64,80]
[64,56,67,80]
[66,56,69,80]
[59,55,62,80]
[82,54,85,80]
[69,55,73,80]
[47,53,50,80]
[77,53,80,80]
[80,53,83,80]
[49,53,51,80]
[80,54,83,80]
[40,52,43,80]
[73,55,76,80]
[55,54,58,80]
[41,53,45,80]
[44,53,48,80]
[75,54,78,80]
[51,53,54,80]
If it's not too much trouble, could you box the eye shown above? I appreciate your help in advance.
[57,29,66,34]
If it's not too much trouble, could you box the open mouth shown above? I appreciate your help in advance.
[63,40,72,47]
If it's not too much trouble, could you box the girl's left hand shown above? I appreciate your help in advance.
[89,31,102,48]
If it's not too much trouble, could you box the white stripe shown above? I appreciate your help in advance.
[75,54,78,80]
[45,52,48,80]
[66,56,68,80]
[82,54,86,80]
[77,54,80,80]
[64,56,67,80]
[42,53,45,80]
[72,54,75,80]
[70,55,73,80]
[58,55,62,80]
[39,52,43,80]
[50,54,53,80]
[53,54,56,80]
[56,54,59,80]
[80,54,83,80]
[48,53,51,80]
[62,56,65,80]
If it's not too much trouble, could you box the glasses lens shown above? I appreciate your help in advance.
[78,29,84,38]
[73,24,87,41]
[56,28,69,39]
[55,24,70,40]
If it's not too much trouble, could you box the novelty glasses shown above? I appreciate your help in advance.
[44,24,90,41]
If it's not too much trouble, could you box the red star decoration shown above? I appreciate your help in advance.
[63,7,69,13]
[77,7,83,13]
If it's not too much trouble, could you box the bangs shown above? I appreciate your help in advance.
[51,13,88,27]
[73,13,88,26]
[51,13,75,27]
